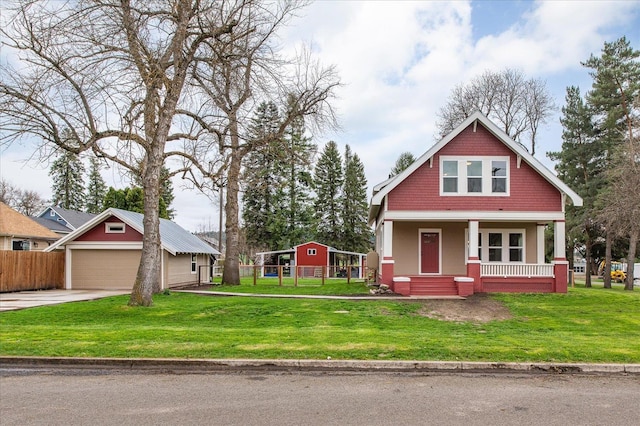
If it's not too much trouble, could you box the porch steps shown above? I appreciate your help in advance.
[409,276,458,296]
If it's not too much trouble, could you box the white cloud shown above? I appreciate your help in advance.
[2,0,639,231]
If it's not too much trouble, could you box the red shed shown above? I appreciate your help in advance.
[256,241,366,278]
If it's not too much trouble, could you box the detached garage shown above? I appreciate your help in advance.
[45,208,219,290]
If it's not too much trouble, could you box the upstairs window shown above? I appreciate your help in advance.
[492,160,507,193]
[307,248,317,256]
[442,160,458,193]
[440,156,509,196]
[467,161,482,193]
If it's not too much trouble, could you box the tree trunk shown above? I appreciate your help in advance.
[625,229,637,291]
[129,150,163,306]
[585,238,592,288]
[222,122,242,285]
[604,230,612,289]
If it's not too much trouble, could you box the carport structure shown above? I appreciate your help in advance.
[256,241,366,279]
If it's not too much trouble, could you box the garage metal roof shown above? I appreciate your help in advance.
[46,208,220,256]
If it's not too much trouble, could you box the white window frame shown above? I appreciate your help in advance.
[307,248,317,256]
[440,156,510,196]
[191,254,197,274]
[105,222,126,233]
[465,228,526,263]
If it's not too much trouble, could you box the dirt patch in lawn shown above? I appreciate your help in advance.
[416,294,512,324]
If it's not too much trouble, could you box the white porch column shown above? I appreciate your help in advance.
[554,220,566,260]
[383,220,393,258]
[537,224,546,264]
[468,220,479,260]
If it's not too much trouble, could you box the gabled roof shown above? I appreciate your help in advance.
[30,217,73,234]
[38,206,96,230]
[45,208,218,256]
[369,111,583,223]
[0,202,60,240]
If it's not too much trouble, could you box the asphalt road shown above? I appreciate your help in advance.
[1,369,639,425]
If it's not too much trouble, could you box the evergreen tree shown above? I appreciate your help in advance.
[279,110,316,248]
[583,36,640,290]
[548,86,602,287]
[313,141,343,248]
[85,156,107,213]
[389,152,416,177]
[242,101,287,250]
[103,186,169,219]
[342,145,372,253]
[49,150,85,210]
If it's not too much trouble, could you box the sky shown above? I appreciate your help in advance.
[1,0,639,232]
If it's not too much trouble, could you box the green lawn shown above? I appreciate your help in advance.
[1,284,639,363]
[208,276,371,295]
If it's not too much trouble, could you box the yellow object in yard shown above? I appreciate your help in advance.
[598,261,627,283]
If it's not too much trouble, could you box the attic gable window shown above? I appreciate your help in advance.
[440,156,509,196]
[307,248,317,256]
[105,222,126,233]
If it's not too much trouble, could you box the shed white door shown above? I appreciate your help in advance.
[71,249,141,290]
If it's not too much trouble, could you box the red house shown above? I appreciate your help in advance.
[368,111,583,296]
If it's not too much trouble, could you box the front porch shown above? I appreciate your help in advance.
[391,262,566,297]
[378,218,569,296]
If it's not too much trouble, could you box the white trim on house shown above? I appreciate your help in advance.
[418,228,442,275]
[382,210,565,222]
[369,111,583,224]
[439,155,510,196]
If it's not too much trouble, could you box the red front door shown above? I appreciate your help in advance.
[421,232,440,274]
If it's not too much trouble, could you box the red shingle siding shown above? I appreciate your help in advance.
[388,124,562,212]
[75,217,143,242]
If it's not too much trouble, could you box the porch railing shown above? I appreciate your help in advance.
[481,263,554,277]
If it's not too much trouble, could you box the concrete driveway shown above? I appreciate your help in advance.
[0,290,129,311]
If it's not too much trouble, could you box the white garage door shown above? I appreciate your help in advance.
[71,249,141,290]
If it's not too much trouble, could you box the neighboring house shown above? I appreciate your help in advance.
[45,208,218,290]
[35,206,97,235]
[0,202,59,251]
[368,111,583,296]
[256,241,367,279]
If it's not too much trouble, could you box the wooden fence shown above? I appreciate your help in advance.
[0,251,65,292]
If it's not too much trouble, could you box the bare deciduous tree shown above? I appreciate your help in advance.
[437,68,554,155]
[0,0,339,295]
[1,1,256,305]
[176,8,340,285]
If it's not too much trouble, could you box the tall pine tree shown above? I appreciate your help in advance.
[49,150,85,210]
[279,111,316,248]
[548,86,602,287]
[313,140,343,248]
[583,36,640,290]
[242,101,287,250]
[342,145,372,253]
[85,156,107,213]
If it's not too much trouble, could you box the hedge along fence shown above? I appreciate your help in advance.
[0,251,65,292]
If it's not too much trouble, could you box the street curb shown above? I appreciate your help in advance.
[1,356,638,375]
